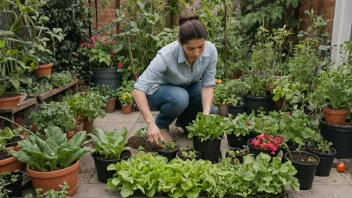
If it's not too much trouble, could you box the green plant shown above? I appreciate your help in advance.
[227,146,249,158]
[186,113,231,141]
[88,127,128,160]
[29,101,76,132]
[67,92,106,121]
[160,141,176,151]
[24,182,69,198]
[228,112,255,137]
[0,170,21,186]
[117,80,135,106]
[315,138,333,154]
[28,78,53,95]
[50,71,74,87]
[137,145,145,151]
[213,83,231,106]
[78,34,120,68]
[135,127,148,139]
[0,127,18,146]
[225,79,251,106]
[179,150,197,159]
[10,125,92,171]
[245,74,269,97]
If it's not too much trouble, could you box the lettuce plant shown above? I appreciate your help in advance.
[186,113,232,142]
[88,127,128,160]
[10,125,93,171]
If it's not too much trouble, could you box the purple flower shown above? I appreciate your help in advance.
[212,10,218,15]
[90,36,97,42]
[88,43,92,48]
[193,2,200,9]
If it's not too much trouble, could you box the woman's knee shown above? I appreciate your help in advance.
[167,88,189,111]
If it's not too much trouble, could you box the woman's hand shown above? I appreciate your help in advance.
[147,122,163,148]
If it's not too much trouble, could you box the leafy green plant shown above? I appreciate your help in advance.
[28,78,53,95]
[24,182,69,198]
[160,141,176,151]
[67,92,106,121]
[90,84,118,100]
[228,112,255,137]
[186,113,231,141]
[214,83,231,106]
[135,127,148,139]
[88,127,128,160]
[10,125,92,171]
[50,71,74,87]
[0,170,21,186]
[179,150,198,159]
[29,101,76,132]
[0,127,18,147]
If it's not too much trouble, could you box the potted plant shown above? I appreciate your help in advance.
[29,101,76,139]
[88,127,131,183]
[186,112,232,163]
[247,133,283,158]
[0,127,22,150]
[117,80,135,114]
[157,141,179,162]
[50,71,75,88]
[225,146,250,163]
[227,112,255,148]
[307,137,336,177]
[0,73,32,108]
[284,149,320,190]
[313,66,352,125]
[0,128,24,174]
[214,83,230,117]
[91,84,118,113]
[176,150,201,161]
[9,125,93,195]
[78,35,122,89]
[24,181,69,198]
[225,79,250,117]
[0,170,24,197]
[67,92,106,133]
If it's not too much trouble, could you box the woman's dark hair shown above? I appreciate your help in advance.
[178,13,207,44]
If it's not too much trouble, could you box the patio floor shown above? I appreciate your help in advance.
[22,111,352,197]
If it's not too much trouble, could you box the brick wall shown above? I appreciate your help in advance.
[299,0,336,37]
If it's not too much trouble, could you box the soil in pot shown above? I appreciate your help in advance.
[92,150,131,183]
[285,151,319,190]
[127,136,158,152]
[1,170,24,197]
[158,148,179,162]
[176,150,201,160]
[307,146,336,177]
[225,148,250,163]
[0,150,10,160]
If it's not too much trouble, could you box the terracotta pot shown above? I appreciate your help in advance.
[66,131,75,140]
[0,157,23,174]
[26,160,80,196]
[83,118,94,133]
[35,63,53,77]
[218,104,229,117]
[5,145,21,151]
[105,98,117,113]
[0,93,21,108]
[74,122,83,133]
[275,98,285,111]
[232,70,243,79]
[121,104,132,114]
[322,107,349,125]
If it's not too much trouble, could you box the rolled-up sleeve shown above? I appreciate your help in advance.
[201,47,217,87]
[134,54,166,95]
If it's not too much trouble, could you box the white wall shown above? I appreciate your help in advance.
[331,0,352,66]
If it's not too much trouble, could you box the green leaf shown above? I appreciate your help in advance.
[120,183,134,198]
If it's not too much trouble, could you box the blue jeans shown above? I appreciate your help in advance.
[147,81,216,129]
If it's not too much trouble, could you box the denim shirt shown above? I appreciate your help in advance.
[134,40,218,95]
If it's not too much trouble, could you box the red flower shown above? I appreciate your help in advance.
[111,50,115,55]
[246,121,251,126]
[118,62,123,68]
[80,43,85,47]
[111,40,116,44]
[73,52,79,57]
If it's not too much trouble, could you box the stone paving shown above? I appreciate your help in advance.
[22,111,352,197]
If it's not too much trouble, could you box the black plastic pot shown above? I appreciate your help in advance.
[244,95,273,115]
[158,148,179,162]
[307,146,336,177]
[320,119,352,158]
[176,150,201,161]
[193,137,221,163]
[247,138,280,158]
[92,150,131,183]
[228,104,246,117]
[285,151,320,190]
[227,133,254,148]
[3,171,24,197]
[92,67,122,90]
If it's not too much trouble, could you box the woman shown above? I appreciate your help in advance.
[132,13,217,147]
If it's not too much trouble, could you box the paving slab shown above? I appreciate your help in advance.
[79,172,94,184]
[286,189,314,198]
[310,185,352,198]
[313,169,351,186]
[95,111,140,123]
[129,122,148,137]
[88,172,101,184]
[72,184,116,198]
[79,153,96,173]
[94,122,135,132]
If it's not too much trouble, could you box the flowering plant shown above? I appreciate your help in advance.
[78,35,120,68]
[251,133,284,155]
[117,80,135,106]
[119,92,133,107]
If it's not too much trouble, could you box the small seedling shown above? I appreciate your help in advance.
[181,150,197,158]
[161,141,176,151]
[317,139,333,154]
[135,127,148,139]
[137,145,145,151]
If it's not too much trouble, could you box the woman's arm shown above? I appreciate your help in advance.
[132,89,163,147]
[201,86,214,115]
